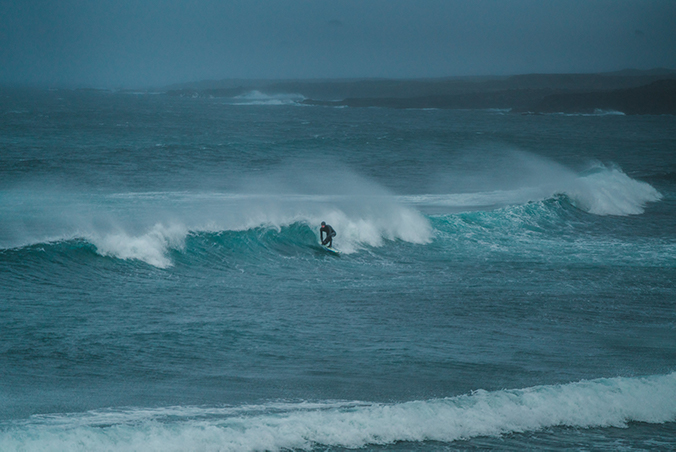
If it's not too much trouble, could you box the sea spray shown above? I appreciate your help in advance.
[565,164,663,215]
[0,193,431,266]
[0,166,435,264]
[412,155,661,217]
[0,161,662,267]
[89,223,188,268]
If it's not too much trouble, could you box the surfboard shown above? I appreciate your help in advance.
[321,244,340,255]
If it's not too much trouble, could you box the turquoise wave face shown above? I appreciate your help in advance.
[0,159,666,266]
[2,194,672,272]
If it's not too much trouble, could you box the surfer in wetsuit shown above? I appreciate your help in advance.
[320,221,336,248]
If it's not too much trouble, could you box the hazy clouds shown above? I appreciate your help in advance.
[1,0,675,88]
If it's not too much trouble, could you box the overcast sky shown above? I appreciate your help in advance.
[1,0,675,88]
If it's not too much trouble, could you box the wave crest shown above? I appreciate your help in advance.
[414,160,661,217]
[565,165,662,215]
[89,223,188,268]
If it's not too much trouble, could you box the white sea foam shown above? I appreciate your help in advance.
[298,196,432,253]
[88,223,187,268]
[565,165,662,215]
[201,193,432,254]
[1,373,674,451]
[79,192,429,265]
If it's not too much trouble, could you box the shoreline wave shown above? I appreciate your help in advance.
[1,373,674,451]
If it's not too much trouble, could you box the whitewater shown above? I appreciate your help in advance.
[1,89,675,451]
[2,373,675,451]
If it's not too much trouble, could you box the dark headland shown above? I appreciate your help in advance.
[165,69,676,115]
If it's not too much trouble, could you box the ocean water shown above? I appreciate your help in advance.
[0,89,675,451]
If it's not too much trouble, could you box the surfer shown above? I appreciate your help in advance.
[320,221,336,248]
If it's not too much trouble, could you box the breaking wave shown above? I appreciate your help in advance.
[409,162,661,216]
[230,91,305,106]
[565,165,662,215]
[0,162,662,267]
[1,373,674,451]
[0,191,432,267]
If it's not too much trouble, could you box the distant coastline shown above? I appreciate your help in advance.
[14,69,673,115]
[158,69,676,115]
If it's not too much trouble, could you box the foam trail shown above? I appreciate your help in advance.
[1,373,674,451]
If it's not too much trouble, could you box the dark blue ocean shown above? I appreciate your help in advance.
[1,89,675,451]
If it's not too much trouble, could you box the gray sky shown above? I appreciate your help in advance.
[1,0,675,88]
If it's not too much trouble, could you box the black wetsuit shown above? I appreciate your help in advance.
[320,224,337,247]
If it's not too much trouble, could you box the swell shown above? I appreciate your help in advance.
[0,162,664,268]
[2,193,673,270]
[0,188,434,268]
[1,373,674,451]
[0,224,319,271]
[431,196,676,268]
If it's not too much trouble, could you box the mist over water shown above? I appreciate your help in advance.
[1,157,660,267]
[1,92,674,451]
[1,165,435,264]
[2,1,676,87]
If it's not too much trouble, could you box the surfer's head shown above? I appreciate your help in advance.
[321,221,326,227]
